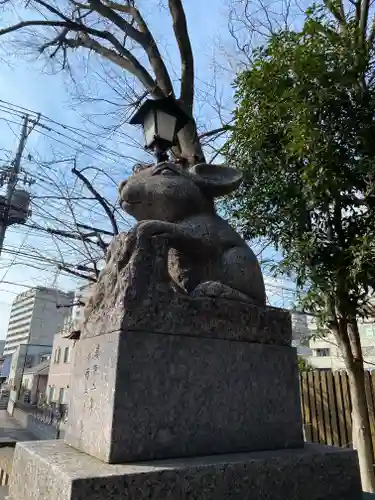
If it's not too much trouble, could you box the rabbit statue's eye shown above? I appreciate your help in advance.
[159,168,178,176]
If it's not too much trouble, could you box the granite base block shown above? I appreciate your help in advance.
[8,441,361,500]
[64,331,303,463]
[83,297,293,347]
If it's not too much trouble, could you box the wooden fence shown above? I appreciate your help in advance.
[300,370,375,457]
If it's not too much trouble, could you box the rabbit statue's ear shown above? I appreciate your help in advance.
[188,163,243,197]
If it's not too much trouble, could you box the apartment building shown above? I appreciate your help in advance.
[44,284,92,405]
[291,312,313,357]
[46,332,75,405]
[307,318,375,370]
[3,287,74,357]
[7,343,52,414]
[71,284,92,328]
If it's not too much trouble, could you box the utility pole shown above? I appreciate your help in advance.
[0,114,33,257]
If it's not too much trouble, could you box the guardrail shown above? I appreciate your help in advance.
[31,403,68,428]
[13,402,68,440]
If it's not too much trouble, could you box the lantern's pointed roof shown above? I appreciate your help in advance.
[129,96,190,129]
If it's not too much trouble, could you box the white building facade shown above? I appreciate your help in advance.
[307,319,375,370]
[3,287,74,357]
[43,284,93,405]
[70,284,92,328]
[46,332,75,405]
[291,312,313,357]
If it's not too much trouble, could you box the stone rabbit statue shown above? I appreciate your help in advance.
[118,162,266,306]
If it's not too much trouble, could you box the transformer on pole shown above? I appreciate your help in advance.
[0,115,35,256]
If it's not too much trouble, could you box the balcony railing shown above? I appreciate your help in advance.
[14,401,68,429]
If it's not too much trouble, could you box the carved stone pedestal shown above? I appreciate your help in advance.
[7,304,362,499]
[64,328,303,463]
[9,441,361,500]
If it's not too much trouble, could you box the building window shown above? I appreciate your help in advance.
[54,347,61,364]
[48,386,55,403]
[315,348,330,357]
[365,346,375,356]
[359,324,375,337]
[58,388,65,404]
[63,346,70,364]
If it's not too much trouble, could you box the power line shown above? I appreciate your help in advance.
[32,120,136,163]
[0,246,95,277]
[28,122,136,170]
[0,99,145,152]
[0,114,31,257]
[0,113,131,228]
[0,228,32,285]
[1,242,297,297]
[0,101,140,165]
[0,99,300,306]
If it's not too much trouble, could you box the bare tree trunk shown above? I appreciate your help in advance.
[344,318,375,492]
[348,361,375,492]
[177,120,205,164]
[331,307,375,492]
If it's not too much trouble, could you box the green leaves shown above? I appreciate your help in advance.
[226,3,375,321]
[298,356,313,371]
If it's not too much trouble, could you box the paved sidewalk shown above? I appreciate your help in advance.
[0,411,373,500]
[0,411,36,499]
[0,411,35,444]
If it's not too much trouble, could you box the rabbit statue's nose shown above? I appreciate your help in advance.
[122,188,142,204]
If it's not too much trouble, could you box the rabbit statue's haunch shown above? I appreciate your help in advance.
[118,162,266,306]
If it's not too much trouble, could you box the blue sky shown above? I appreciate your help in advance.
[0,0,237,339]
[0,0,298,339]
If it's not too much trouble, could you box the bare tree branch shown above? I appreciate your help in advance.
[198,124,233,140]
[100,0,174,96]
[70,1,92,8]
[58,264,97,282]
[33,0,78,23]
[0,7,164,97]
[168,0,194,112]
[323,0,348,32]
[0,0,208,165]
[0,20,74,37]
[72,163,119,235]
[64,32,162,96]
[26,223,103,243]
[89,0,145,45]
[359,0,371,40]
